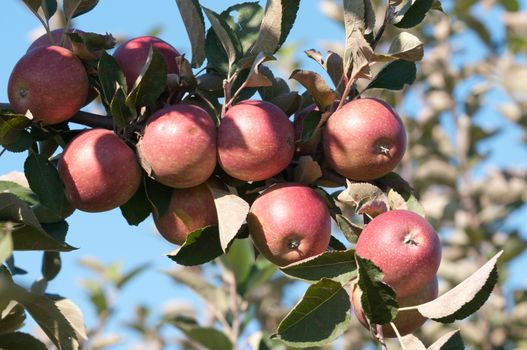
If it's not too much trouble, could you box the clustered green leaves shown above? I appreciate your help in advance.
[0,0,511,349]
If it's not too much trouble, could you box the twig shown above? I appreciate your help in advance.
[390,322,407,350]
[0,103,114,129]
[376,324,388,350]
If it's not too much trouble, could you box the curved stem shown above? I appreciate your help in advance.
[0,103,114,130]
[390,322,406,350]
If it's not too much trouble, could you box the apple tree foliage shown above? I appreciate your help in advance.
[1,0,526,349]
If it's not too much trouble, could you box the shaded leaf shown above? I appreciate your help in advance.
[337,181,388,217]
[166,226,224,266]
[111,87,135,130]
[119,183,150,226]
[290,70,336,110]
[388,188,426,217]
[203,7,242,68]
[394,0,434,28]
[416,251,502,323]
[165,267,229,314]
[243,52,275,88]
[272,278,351,347]
[116,263,149,289]
[97,51,128,105]
[207,186,249,252]
[365,60,416,91]
[0,229,13,265]
[24,152,64,216]
[0,301,26,335]
[0,332,47,350]
[0,181,38,205]
[144,177,172,219]
[325,51,345,93]
[270,92,302,116]
[221,238,255,288]
[281,250,357,284]
[222,2,265,54]
[294,156,322,184]
[401,334,427,350]
[42,251,61,281]
[299,110,323,142]
[356,255,398,325]
[251,0,300,54]
[0,193,75,252]
[176,0,206,67]
[329,235,347,251]
[126,47,167,109]
[428,329,464,350]
[335,214,362,244]
[374,32,424,62]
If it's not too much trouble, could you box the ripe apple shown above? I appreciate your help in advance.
[217,100,295,181]
[137,104,216,188]
[350,277,438,338]
[27,29,74,51]
[154,183,218,245]
[248,183,331,266]
[323,98,407,181]
[355,210,441,297]
[58,128,142,212]
[8,45,89,124]
[113,35,180,89]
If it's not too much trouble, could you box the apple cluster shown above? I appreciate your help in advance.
[8,30,442,338]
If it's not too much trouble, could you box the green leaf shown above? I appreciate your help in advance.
[0,332,47,350]
[299,110,322,142]
[387,188,426,217]
[170,320,233,350]
[71,0,98,18]
[125,47,167,110]
[166,226,224,266]
[251,0,300,54]
[222,2,264,54]
[0,301,26,335]
[355,255,398,325]
[207,186,249,252]
[272,278,351,347]
[203,7,242,69]
[280,250,357,284]
[335,214,362,244]
[0,193,75,252]
[15,291,87,350]
[175,0,206,67]
[243,52,275,88]
[328,235,347,251]
[365,60,416,91]
[165,267,230,314]
[289,70,337,110]
[24,152,64,216]
[115,263,149,289]
[42,0,58,20]
[22,0,41,12]
[42,251,61,281]
[394,0,434,28]
[63,0,98,19]
[1,129,33,153]
[110,87,135,130]
[0,181,38,205]
[97,51,128,106]
[416,251,502,323]
[0,229,13,265]
[119,183,151,226]
[221,238,255,289]
[428,329,464,350]
[144,177,172,219]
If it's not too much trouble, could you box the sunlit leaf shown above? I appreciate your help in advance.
[175,0,206,67]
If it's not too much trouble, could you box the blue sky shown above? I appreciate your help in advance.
[2,0,527,348]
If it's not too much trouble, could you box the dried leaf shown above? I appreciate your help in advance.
[289,69,337,109]
[401,334,427,350]
[244,52,275,88]
[175,0,206,67]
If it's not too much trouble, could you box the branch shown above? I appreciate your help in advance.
[0,103,114,129]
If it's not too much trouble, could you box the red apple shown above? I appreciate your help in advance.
[355,210,441,297]
[154,183,218,245]
[323,98,407,181]
[113,35,180,89]
[137,104,216,188]
[58,129,142,212]
[248,183,331,266]
[8,45,89,125]
[218,100,295,181]
[351,277,438,338]
[27,29,75,51]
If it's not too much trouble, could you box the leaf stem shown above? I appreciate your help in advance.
[391,322,407,350]
[371,1,394,50]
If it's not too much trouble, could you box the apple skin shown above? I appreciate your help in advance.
[218,100,295,181]
[27,29,75,51]
[350,277,438,338]
[247,183,331,266]
[323,98,407,181]
[154,183,218,245]
[8,45,89,125]
[113,35,180,89]
[137,104,216,189]
[57,129,142,212]
[355,210,441,297]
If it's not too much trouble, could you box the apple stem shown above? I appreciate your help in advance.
[397,305,418,312]
[390,322,407,350]
[376,324,388,350]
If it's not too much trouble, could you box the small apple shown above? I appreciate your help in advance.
[58,129,142,212]
[113,35,180,89]
[218,100,295,181]
[154,183,218,245]
[350,277,438,338]
[355,210,441,297]
[8,45,89,124]
[137,104,216,188]
[248,183,331,266]
[323,98,407,181]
